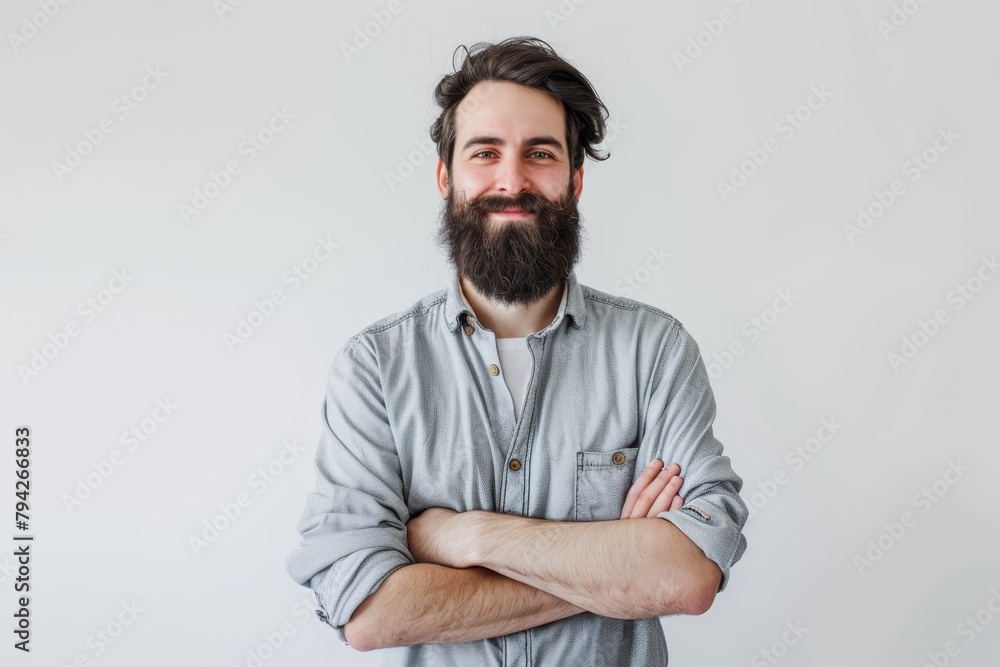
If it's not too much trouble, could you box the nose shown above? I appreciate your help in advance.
[493,155,530,196]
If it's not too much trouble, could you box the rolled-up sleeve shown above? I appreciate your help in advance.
[644,321,748,593]
[285,335,414,645]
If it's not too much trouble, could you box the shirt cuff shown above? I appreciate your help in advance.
[316,548,413,646]
[656,500,747,593]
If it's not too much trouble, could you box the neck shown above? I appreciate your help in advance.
[459,275,565,338]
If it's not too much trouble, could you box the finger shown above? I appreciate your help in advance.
[620,459,665,519]
[648,477,684,517]
[645,475,684,517]
[625,462,679,519]
[629,464,681,518]
[669,494,684,511]
[629,465,681,519]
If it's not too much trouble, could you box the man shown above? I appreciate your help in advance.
[286,36,748,665]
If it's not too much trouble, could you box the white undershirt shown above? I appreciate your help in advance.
[461,282,568,421]
[495,337,532,421]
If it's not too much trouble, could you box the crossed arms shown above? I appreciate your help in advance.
[288,326,748,654]
[344,461,722,652]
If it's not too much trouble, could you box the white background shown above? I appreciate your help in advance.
[2,1,999,665]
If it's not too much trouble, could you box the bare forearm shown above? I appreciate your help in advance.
[471,513,718,619]
[349,563,587,651]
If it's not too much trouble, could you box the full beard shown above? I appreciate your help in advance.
[436,179,583,307]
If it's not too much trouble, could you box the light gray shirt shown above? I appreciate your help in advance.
[286,267,749,666]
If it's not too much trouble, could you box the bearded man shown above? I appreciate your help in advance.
[286,36,748,666]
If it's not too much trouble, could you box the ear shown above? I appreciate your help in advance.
[436,158,449,199]
[572,165,584,200]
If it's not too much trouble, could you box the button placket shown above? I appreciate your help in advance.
[499,334,546,520]
[461,318,521,517]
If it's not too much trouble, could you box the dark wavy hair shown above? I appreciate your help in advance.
[430,37,611,177]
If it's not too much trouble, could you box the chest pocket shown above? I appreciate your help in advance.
[574,446,640,521]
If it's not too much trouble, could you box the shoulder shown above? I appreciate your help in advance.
[576,282,708,369]
[579,282,688,337]
[342,284,450,352]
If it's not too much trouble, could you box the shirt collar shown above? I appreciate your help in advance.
[444,268,586,333]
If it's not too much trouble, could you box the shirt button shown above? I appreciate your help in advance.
[612,451,626,465]
[488,364,500,376]
[509,459,521,471]
[464,323,475,335]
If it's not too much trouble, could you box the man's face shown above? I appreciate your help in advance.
[435,80,585,307]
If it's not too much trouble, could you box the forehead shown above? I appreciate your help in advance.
[453,80,567,145]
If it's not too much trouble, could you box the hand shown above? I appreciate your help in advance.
[620,459,684,519]
[405,507,479,569]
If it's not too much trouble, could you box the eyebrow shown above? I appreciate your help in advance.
[461,135,565,155]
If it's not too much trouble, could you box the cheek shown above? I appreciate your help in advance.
[532,168,571,195]
[452,172,490,199]
[542,179,570,201]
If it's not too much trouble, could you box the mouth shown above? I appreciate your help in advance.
[492,208,532,218]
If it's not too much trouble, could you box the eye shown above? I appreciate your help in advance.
[472,150,554,160]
